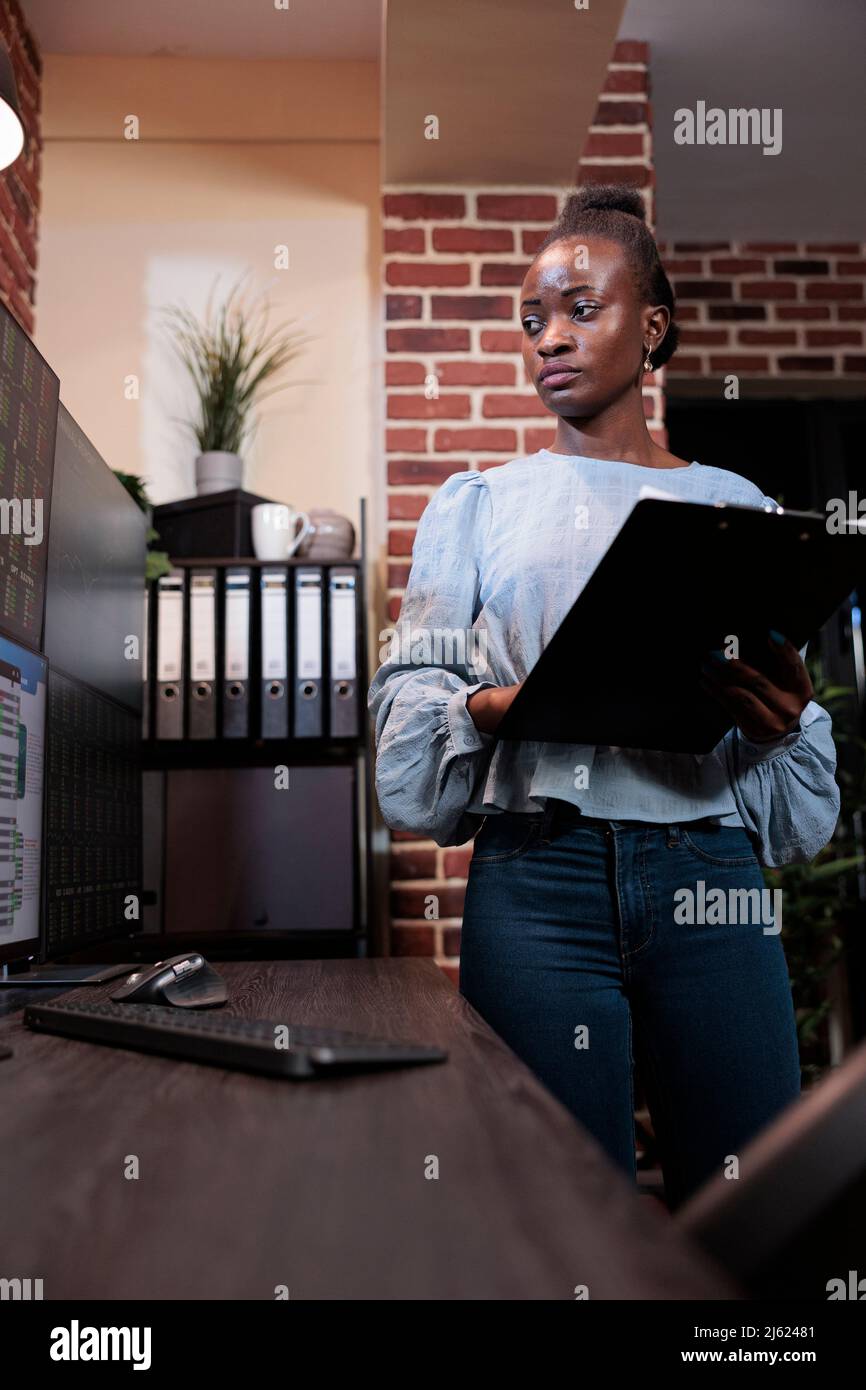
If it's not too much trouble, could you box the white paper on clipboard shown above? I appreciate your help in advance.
[636,484,690,505]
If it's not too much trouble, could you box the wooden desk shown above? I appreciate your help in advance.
[0,960,740,1300]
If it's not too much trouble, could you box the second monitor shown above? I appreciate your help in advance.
[40,402,147,962]
[43,402,146,713]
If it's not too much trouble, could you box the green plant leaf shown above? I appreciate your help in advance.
[162,273,309,456]
[145,550,172,583]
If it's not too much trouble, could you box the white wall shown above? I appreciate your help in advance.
[35,56,383,550]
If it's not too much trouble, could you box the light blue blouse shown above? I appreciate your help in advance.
[367,449,840,866]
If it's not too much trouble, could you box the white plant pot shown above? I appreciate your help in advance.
[195,450,244,496]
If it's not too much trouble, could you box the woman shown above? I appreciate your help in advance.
[368,184,840,1210]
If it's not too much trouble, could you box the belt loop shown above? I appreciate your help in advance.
[667,823,681,848]
[541,799,557,838]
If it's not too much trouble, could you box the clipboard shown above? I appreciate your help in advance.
[496,495,866,754]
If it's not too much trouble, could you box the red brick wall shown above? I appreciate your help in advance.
[0,0,41,335]
[658,241,866,378]
[381,42,660,980]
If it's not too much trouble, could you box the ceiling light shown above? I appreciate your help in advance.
[0,45,25,170]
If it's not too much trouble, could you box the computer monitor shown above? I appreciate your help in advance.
[0,301,59,650]
[39,403,146,962]
[0,633,47,965]
[0,315,146,975]
[43,403,146,713]
[676,1039,866,1298]
[42,667,142,961]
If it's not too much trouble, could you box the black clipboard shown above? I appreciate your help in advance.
[496,496,865,754]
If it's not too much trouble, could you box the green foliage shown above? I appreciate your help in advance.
[144,550,172,583]
[765,655,866,1084]
[112,469,171,582]
[162,275,307,456]
[113,471,149,511]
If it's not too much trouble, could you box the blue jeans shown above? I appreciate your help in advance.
[458,799,802,1210]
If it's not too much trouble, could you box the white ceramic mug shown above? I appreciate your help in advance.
[251,503,313,560]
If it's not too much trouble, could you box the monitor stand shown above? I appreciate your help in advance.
[0,964,136,986]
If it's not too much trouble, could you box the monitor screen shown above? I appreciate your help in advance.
[43,403,146,714]
[0,633,46,963]
[0,302,59,650]
[43,668,142,960]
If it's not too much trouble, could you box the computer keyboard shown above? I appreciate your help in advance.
[24,999,448,1079]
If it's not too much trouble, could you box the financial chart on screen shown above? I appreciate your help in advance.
[0,633,46,951]
[0,303,59,649]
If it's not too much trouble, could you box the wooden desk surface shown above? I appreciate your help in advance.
[0,959,739,1300]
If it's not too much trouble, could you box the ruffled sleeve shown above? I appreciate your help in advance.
[718,488,842,866]
[721,698,840,866]
[367,470,499,845]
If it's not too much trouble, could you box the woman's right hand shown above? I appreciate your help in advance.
[466,682,524,735]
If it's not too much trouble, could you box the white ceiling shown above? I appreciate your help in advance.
[22,0,865,238]
[622,0,866,240]
[23,0,383,60]
[385,0,625,186]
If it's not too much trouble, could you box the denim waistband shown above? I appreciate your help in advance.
[498,799,726,841]
[540,800,641,835]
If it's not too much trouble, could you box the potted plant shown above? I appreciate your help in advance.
[163,276,307,496]
[763,654,866,1084]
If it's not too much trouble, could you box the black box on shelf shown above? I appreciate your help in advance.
[152,489,273,559]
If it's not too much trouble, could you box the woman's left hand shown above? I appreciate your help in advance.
[699,631,813,744]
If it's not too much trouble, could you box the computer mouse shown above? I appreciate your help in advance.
[110,953,227,1009]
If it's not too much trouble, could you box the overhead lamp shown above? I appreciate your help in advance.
[0,43,25,170]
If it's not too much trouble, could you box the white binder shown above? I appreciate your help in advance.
[294,567,323,737]
[222,566,251,737]
[142,586,149,738]
[188,569,217,738]
[260,567,288,738]
[155,569,184,738]
[329,567,359,738]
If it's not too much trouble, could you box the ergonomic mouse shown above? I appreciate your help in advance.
[110,953,227,1009]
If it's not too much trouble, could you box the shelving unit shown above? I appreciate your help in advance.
[137,499,374,960]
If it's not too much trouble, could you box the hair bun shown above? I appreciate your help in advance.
[565,184,647,222]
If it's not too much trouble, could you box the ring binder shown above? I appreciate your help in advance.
[155,569,184,739]
[222,566,251,738]
[293,567,323,738]
[188,568,217,739]
[329,567,359,738]
[142,586,150,740]
[260,567,289,739]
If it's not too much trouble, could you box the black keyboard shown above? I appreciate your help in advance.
[24,999,448,1079]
